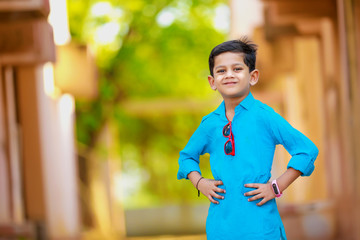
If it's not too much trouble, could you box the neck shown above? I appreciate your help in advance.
[223,92,250,121]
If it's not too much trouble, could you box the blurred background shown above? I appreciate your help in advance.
[0,0,359,239]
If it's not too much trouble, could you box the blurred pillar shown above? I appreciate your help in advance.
[16,65,81,239]
[291,36,327,202]
[16,67,46,224]
[337,0,360,238]
[82,122,126,239]
[4,67,26,224]
[0,68,11,224]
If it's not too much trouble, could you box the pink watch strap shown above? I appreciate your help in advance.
[271,179,282,198]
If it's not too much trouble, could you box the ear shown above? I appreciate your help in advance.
[208,75,217,90]
[249,69,259,86]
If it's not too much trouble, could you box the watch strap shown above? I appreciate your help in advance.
[271,179,282,198]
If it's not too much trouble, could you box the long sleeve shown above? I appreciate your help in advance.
[268,110,319,176]
[177,120,210,180]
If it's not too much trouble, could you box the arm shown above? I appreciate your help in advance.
[277,167,302,192]
[177,121,208,180]
[244,167,301,206]
[188,171,226,205]
[245,108,318,206]
[177,118,225,204]
[271,111,319,177]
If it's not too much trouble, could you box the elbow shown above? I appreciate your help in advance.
[302,143,319,177]
[311,142,319,160]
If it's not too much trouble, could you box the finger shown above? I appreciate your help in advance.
[211,191,225,200]
[214,180,223,186]
[248,194,263,202]
[244,189,260,196]
[208,195,219,204]
[215,187,226,193]
[244,183,259,188]
[256,198,268,206]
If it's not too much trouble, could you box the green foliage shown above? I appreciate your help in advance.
[68,0,227,208]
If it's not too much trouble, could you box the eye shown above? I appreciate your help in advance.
[217,69,225,73]
[234,67,242,71]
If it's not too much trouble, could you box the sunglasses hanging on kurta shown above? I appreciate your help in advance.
[223,122,235,156]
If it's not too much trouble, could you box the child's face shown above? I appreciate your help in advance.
[208,52,258,100]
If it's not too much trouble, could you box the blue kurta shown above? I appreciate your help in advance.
[177,92,319,240]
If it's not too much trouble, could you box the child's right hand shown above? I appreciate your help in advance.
[198,179,226,204]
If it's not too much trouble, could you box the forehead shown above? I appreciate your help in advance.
[214,52,245,67]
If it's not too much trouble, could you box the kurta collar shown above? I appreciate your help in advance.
[238,92,255,111]
[214,101,226,120]
[214,92,256,121]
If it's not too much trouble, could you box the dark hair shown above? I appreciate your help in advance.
[208,37,258,76]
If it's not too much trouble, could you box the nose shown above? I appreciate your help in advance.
[225,70,234,78]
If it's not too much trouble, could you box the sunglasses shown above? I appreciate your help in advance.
[223,122,235,156]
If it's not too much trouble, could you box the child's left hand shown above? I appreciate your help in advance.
[244,183,276,206]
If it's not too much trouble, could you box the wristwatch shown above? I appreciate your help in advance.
[271,179,282,198]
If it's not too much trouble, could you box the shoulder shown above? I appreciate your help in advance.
[252,100,285,142]
[253,99,277,117]
[201,113,213,123]
[197,110,220,138]
[252,99,288,130]
[254,99,291,128]
[201,110,219,124]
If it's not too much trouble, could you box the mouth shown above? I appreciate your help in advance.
[223,81,237,85]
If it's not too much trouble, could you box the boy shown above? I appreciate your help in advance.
[177,37,319,240]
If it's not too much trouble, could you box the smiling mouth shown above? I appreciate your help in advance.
[224,82,237,85]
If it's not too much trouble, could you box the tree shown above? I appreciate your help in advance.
[68,0,227,208]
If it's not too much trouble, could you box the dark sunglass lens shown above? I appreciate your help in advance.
[224,141,233,154]
[223,124,231,136]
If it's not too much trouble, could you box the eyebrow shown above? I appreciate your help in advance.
[215,63,245,70]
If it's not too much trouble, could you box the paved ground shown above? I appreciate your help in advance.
[83,231,206,240]
[127,235,206,240]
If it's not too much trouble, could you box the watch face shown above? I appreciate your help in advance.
[272,183,279,194]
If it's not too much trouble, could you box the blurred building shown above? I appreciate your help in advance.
[230,0,360,239]
[1,0,359,240]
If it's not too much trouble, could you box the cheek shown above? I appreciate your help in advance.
[214,77,223,84]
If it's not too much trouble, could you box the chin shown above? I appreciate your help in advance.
[222,90,248,98]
